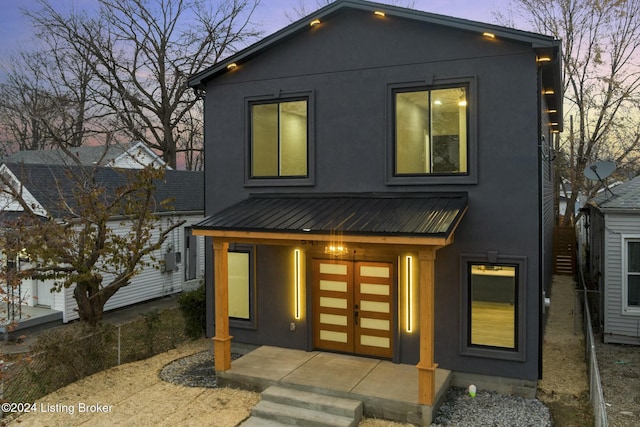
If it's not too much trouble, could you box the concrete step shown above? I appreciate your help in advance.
[262,385,363,419]
[239,416,285,427]
[250,400,357,427]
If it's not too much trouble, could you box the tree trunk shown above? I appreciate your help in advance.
[73,279,106,328]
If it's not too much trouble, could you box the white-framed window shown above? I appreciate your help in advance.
[622,236,640,314]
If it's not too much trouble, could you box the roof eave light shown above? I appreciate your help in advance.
[310,19,321,27]
[227,63,238,70]
[482,32,495,39]
[374,11,386,17]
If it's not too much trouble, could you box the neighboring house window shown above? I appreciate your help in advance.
[623,238,640,313]
[395,86,467,175]
[184,228,198,281]
[461,255,526,361]
[251,99,308,178]
[229,244,256,328]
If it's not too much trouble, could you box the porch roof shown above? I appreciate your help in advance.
[193,192,467,246]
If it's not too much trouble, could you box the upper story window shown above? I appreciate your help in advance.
[387,78,477,185]
[251,99,308,178]
[395,87,468,175]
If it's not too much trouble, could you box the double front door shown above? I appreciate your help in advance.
[313,259,394,358]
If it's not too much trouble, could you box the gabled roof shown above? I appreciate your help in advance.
[3,142,168,169]
[589,174,640,211]
[194,192,468,246]
[188,0,563,130]
[0,163,203,219]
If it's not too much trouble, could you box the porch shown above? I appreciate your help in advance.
[219,345,452,425]
[0,305,63,340]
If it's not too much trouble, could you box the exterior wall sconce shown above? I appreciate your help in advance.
[405,255,413,333]
[543,89,555,95]
[294,249,301,319]
[537,56,552,63]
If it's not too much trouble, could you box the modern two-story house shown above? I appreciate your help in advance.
[188,0,562,413]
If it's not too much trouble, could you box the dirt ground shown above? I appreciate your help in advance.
[594,331,640,426]
[6,275,638,426]
[537,275,593,426]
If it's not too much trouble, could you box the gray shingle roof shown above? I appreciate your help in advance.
[590,175,640,210]
[3,163,203,218]
[4,144,130,166]
[194,193,467,238]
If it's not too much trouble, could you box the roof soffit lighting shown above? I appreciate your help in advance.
[482,32,496,39]
[310,19,321,27]
[226,63,238,70]
[374,10,386,17]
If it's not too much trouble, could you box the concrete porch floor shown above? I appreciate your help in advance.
[218,345,452,426]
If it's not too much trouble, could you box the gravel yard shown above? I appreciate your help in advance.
[7,274,637,426]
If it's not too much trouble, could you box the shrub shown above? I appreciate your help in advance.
[177,283,206,339]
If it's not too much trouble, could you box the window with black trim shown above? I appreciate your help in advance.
[469,263,517,349]
[250,99,308,178]
[184,227,198,281]
[461,255,526,361]
[394,86,468,175]
[228,244,256,328]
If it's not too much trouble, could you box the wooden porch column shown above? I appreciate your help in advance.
[212,239,232,371]
[416,247,438,405]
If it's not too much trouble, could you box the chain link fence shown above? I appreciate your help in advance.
[0,306,189,407]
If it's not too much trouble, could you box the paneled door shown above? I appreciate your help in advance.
[313,259,394,358]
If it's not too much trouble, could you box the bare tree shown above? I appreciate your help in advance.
[496,0,640,224]
[25,0,261,169]
[0,37,116,154]
[0,164,184,327]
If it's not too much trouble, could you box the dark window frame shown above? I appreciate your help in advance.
[229,243,257,330]
[386,76,478,185]
[245,91,315,187]
[460,254,527,361]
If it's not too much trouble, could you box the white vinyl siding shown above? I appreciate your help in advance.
[63,215,204,322]
[601,213,640,344]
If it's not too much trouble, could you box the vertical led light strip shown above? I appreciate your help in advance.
[294,249,301,319]
[406,255,413,332]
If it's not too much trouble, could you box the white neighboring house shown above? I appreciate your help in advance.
[585,175,640,344]
[0,162,203,326]
[3,142,170,170]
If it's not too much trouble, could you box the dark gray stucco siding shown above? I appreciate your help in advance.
[203,8,543,381]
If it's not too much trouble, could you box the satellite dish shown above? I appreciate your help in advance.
[583,160,616,181]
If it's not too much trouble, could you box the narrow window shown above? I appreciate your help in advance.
[251,100,308,178]
[184,227,198,281]
[228,244,255,327]
[395,87,468,175]
[626,240,640,310]
[469,263,517,349]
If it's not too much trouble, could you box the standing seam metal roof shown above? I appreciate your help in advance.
[194,193,468,238]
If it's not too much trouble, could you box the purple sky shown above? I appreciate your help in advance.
[0,0,512,60]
